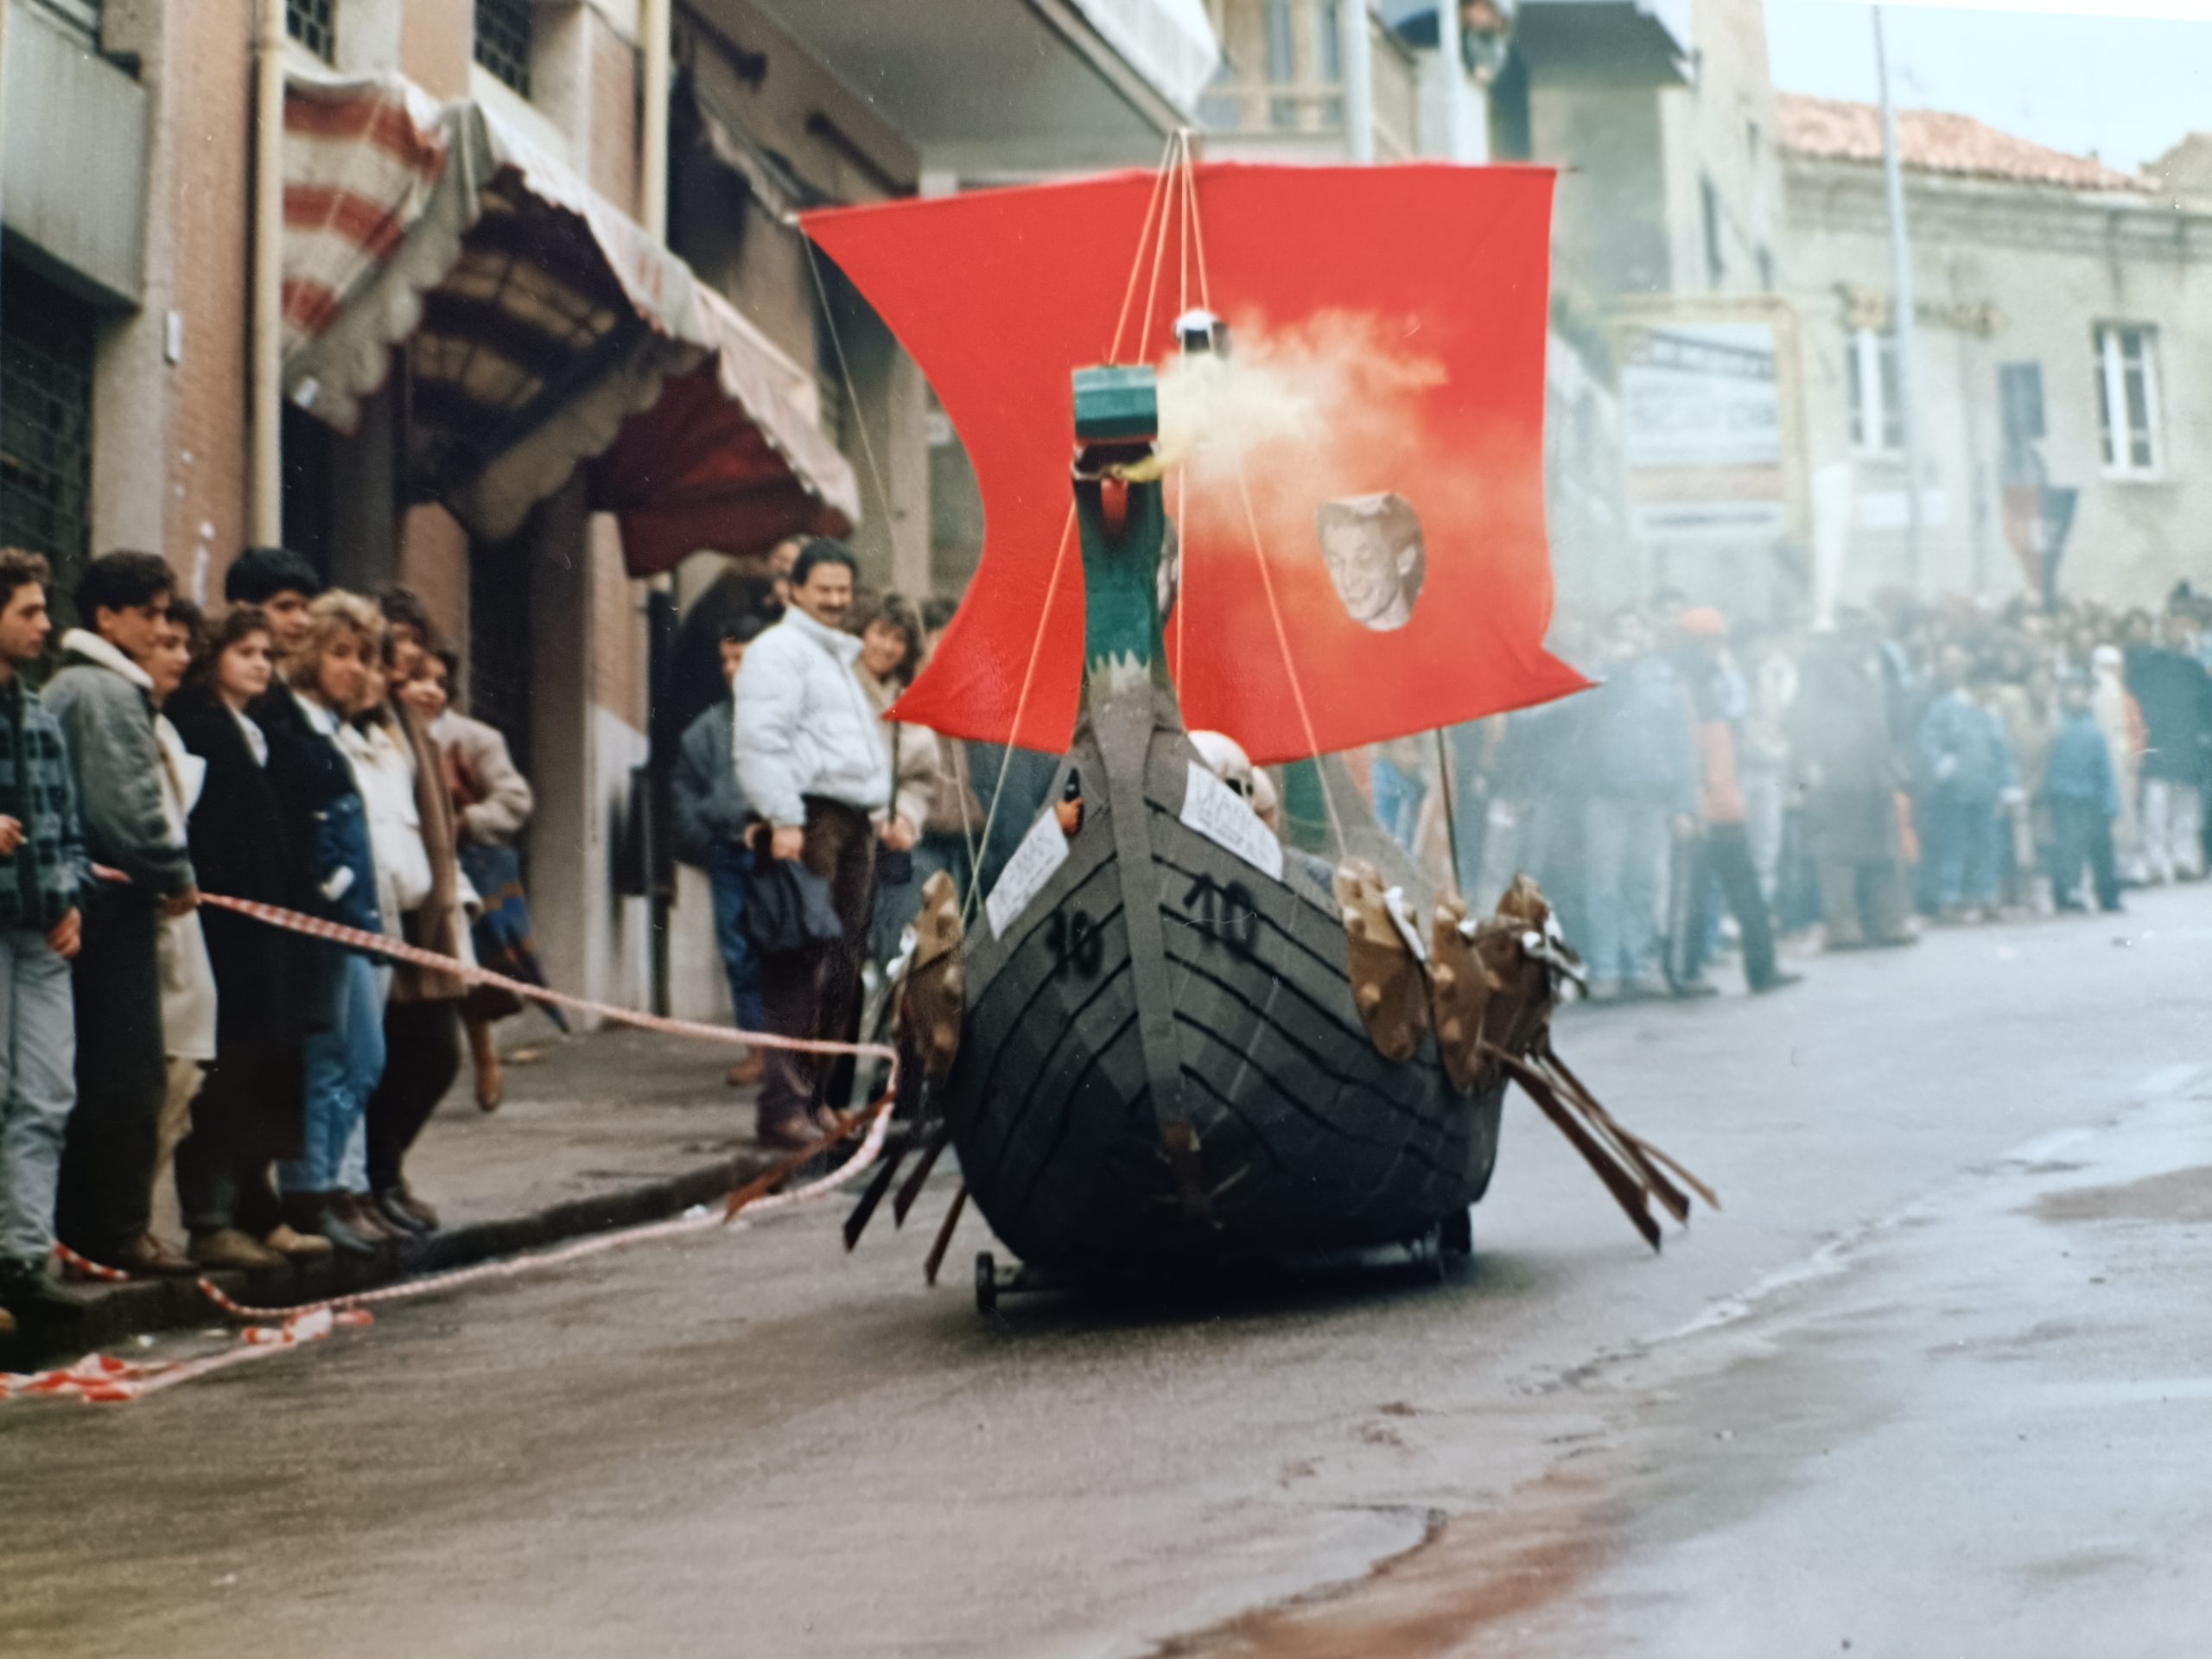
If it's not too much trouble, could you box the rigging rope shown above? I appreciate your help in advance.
[1107,133,1182,366]
[1132,141,1178,372]
[1230,460,1348,853]
[803,236,895,541]
[1176,139,1349,856]
[957,504,1076,935]
[1170,132,1192,691]
[954,132,1185,930]
[1175,131,1192,346]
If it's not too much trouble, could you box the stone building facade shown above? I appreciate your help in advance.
[1782,93,2212,612]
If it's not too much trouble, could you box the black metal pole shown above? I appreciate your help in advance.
[645,586,677,1017]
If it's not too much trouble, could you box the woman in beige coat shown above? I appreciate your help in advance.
[851,594,949,968]
[402,647,538,1111]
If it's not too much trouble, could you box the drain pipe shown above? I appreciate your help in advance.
[1340,0,1375,163]
[639,0,676,1017]
[248,0,287,546]
[640,0,671,239]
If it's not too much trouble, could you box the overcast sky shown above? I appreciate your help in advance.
[1763,1,2212,171]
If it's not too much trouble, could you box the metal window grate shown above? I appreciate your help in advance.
[0,264,95,611]
[474,0,534,99]
[286,0,336,64]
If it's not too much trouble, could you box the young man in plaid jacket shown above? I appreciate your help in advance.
[0,549,86,1332]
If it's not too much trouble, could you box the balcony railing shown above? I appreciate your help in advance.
[1198,0,1420,158]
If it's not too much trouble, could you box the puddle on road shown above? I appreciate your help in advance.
[1150,1472,1603,1659]
[2025,1165,2212,1226]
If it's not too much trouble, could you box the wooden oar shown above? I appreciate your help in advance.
[1486,1048,1662,1251]
[923,1185,969,1286]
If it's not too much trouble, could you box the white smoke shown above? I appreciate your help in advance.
[1154,308,1448,480]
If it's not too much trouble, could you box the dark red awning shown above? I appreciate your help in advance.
[588,289,857,575]
[283,73,859,564]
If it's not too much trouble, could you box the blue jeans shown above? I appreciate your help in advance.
[2048,797,2120,911]
[708,842,767,1033]
[279,952,385,1195]
[0,927,75,1268]
[1582,795,1669,983]
[1927,793,2001,909]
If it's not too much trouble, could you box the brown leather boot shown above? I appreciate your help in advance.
[89,1233,199,1278]
[467,1018,504,1113]
[188,1229,287,1271]
[281,1192,376,1260]
[262,1223,335,1262]
[377,1184,440,1233]
[334,1192,401,1247]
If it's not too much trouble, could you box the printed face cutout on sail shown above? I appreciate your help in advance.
[1316,493,1425,632]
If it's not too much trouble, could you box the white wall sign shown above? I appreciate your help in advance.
[1621,321,1789,547]
[1180,760,1285,882]
[987,808,1072,940]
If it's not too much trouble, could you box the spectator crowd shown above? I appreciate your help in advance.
[1415,585,2212,1005]
[0,545,540,1338]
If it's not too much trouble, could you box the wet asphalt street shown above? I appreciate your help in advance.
[6,889,2211,1658]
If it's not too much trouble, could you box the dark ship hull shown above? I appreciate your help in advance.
[940,697,1503,1281]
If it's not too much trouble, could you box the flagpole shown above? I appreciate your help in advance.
[1340,0,1375,163]
[1433,728,1465,897]
[1872,5,1924,594]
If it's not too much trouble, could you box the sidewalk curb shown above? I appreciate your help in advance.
[3,1147,777,1371]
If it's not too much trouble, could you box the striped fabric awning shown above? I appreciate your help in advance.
[281,73,858,568]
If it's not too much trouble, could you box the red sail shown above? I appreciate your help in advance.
[804,162,1588,766]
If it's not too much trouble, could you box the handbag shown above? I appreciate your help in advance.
[738,846,846,959]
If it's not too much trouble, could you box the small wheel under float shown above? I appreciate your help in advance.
[1438,1205,1473,1261]
[971,1252,1074,1313]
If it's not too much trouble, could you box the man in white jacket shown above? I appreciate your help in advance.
[732,540,893,1145]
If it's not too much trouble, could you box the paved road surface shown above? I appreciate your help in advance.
[7,890,2209,1657]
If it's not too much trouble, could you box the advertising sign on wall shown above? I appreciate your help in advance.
[1618,320,1790,546]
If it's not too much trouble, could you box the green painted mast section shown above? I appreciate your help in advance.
[1071,365,1175,711]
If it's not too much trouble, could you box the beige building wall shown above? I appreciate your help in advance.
[1526,0,1781,308]
[1671,0,1783,297]
[675,0,926,596]
[79,0,255,599]
[1786,157,2212,607]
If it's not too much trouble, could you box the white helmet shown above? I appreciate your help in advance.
[1249,764,1280,827]
[1189,730,1256,800]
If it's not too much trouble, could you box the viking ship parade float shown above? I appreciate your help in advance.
[813,143,1713,1307]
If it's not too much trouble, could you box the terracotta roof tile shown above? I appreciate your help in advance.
[1777,92,2145,193]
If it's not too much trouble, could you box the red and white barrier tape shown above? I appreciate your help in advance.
[91,864,900,1083]
[2,1306,376,1404]
[3,869,915,1406]
[190,1090,898,1324]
